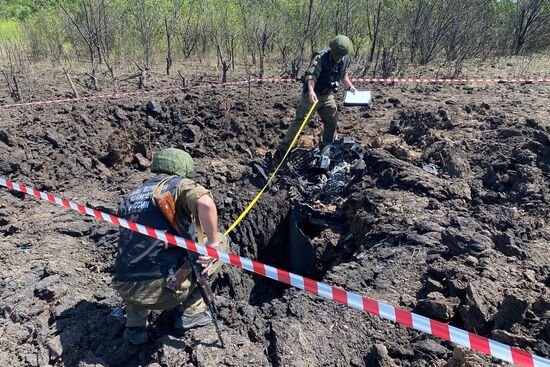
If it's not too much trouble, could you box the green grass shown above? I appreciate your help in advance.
[0,19,23,45]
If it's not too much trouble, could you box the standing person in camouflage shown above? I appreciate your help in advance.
[275,35,357,161]
[112,148,229,345]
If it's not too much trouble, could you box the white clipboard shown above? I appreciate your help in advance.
[344,90,372,107]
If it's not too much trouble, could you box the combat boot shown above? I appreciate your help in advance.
[122,326,148,345]
[174,311,212,333]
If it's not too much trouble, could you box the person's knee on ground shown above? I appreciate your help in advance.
[113,147,229,344]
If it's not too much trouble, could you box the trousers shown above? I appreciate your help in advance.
[277,92,338,154]
[113,234,229,327]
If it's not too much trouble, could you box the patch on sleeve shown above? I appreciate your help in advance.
[305,56,322,78]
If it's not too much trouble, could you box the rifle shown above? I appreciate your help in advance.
[153,191,225,348]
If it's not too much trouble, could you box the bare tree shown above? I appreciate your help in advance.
[4,0,550,80]
[238,0,275,78]
[61,3,99,89]
[131,0,160,70]
[208,1,239,82]
[257,23,274,79]
[238,1,259,64]
[61,0,118,89]
[442,0,495,76]
[95,0,118,79]
[406,0,461,65]
[272,10,295,76]
[177,0,204,59]
[510,0,550,55]
[366,0,383,70]
[333,0,352,34]
[271,0,317,78]
[290,0,315,79]
[349,0,409,77]
[164,0,184,75]
[358,0,395,77]
[1,55,22,102]
[333,0,369,58]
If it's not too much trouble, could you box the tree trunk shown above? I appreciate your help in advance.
[222,61,229,83]
[89,47,99,90]
[165,15,173,75]
[259,51,265,79]
[294,0,315,79]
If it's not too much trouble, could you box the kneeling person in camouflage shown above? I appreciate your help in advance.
[112,148,228,345]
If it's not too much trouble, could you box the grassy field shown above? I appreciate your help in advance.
[0,19,22,45]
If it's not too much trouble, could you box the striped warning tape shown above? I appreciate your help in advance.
[0,78,295,110]
[0,76,547,110]
[351,77,550,84]
[0,176,548,366]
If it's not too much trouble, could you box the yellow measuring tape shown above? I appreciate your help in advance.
[224,101,318,236]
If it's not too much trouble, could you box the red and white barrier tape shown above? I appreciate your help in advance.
[0,176,548,366]
[0,78,294,110]
[0,76,548,110]
[351,77,550,84]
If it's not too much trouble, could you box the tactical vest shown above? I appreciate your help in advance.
[114,175,191,282]
[303,49,350,95]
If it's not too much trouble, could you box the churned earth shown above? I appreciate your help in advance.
[0,74,549,367]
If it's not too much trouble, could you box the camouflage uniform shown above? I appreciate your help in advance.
[113,176,228,328]
[278,49,351,154]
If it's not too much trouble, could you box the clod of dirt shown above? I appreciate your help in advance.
[364,344,397,367]
[493,231,526,259]
[0,129,16,146]
[1,82,549,366]
[416,293,460,321]
[133,153,150,171]
[146,100,163,115]
[493,294,531,331]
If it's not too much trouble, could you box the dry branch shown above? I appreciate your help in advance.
[177,71,186,87]
[2,69,21,102]
[133,61,147,89]
[63,68,79,98]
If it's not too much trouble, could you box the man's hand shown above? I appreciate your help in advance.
[197,240,219,275]
[309,90,318,103]
[306,79,317,103]
[342,74,354,93]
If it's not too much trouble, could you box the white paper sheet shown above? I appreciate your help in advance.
[343,90,372,106]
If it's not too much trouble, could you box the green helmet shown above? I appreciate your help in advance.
[151,148,194,178]
[329,35,352,62]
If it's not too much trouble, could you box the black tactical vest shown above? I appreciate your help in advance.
[113,175,190,282]
[303,49,350,95]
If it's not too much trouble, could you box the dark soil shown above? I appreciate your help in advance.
[0,77,549,367]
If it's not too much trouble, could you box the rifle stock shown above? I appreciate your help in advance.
[153,191,226,348]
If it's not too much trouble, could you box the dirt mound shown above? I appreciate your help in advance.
[0,81,549,366]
